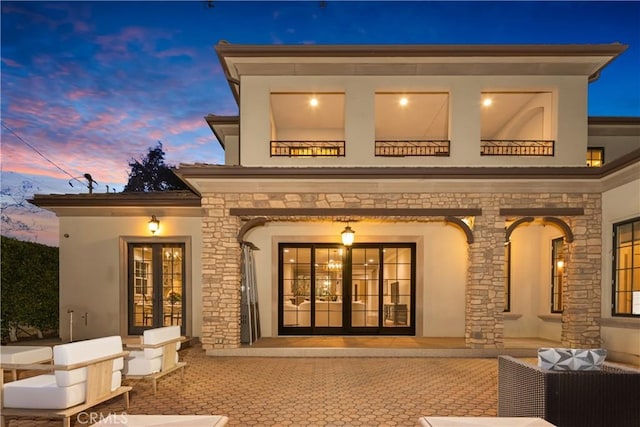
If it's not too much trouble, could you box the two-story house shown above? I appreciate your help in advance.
[32,42,640,365]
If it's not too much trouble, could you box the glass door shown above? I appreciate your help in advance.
[279,243,415,335]
[381,247,414,329]
[128,243,185,335]
[314,246,344,328]
[351,247,380,327]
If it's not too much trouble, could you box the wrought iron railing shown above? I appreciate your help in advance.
[480,140,555,156]
[374,140,450,157]
[270,140,345,157]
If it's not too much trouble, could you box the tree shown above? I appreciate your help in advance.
[1,236,59,342]
[123,142,189,192]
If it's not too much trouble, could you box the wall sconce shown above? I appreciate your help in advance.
[341,224,355,246]
[148,215,160,234]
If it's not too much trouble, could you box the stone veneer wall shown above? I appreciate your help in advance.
[200,191,601,350]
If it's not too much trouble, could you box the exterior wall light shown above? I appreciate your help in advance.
[148,215,160,234]
[341,225,355,246]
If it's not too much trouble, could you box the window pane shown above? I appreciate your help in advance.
[613,218,640,316]
[551,238,565,313]
[282,247,311,326]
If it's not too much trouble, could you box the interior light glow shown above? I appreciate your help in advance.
[310,97,319,107]
[399,97,408,107]
[482,98,493,107]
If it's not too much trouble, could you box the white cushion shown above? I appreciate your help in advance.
[141,326,181,359]
[54,336,124,388]
[125,351,163,376]
[0,346,52,364]
[3,374,85,409]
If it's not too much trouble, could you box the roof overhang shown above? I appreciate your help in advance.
[176,148,640,194]
[588,116,640,137]
[204,114,239,149]
[216,42,628,103]
[29,191,203,217]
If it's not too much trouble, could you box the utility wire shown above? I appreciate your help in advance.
[1,121,84,185]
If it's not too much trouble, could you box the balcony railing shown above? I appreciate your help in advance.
[375,140,450,157]
[270,140,345,157]
[481,140,555,156]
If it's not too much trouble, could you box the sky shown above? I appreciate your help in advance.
[1,0,639,246]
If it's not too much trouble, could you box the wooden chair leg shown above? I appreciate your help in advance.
[62,416,70,427]
[152,378,157,394]
[124,390,130,409]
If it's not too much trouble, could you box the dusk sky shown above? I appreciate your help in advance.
[1,1,639,246]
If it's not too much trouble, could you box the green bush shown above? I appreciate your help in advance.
[1,236,59,341]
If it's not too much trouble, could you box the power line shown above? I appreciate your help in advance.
[1,121,84,185]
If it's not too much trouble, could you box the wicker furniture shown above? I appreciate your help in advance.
[498,355,640,427]
[419,417,555,426]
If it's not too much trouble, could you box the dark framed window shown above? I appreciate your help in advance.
[504,242,511,312]
[587,147,604,167]
[279,242,416,335]
[551,237,565,313]
[612,218,640,316]
[128,243,186,335]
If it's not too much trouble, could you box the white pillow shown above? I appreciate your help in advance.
[538,347,607,371]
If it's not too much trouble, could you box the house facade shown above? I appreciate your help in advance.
[32,43,640,365]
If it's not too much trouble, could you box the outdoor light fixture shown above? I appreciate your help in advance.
[148,215,160,234]
[341,224,355,246]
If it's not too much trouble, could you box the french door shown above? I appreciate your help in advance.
[128,243,185,335]
[279,243,415,335]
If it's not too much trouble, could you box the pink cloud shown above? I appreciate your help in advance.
[1,57,22,68]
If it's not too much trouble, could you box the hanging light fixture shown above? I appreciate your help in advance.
[148,215,160,234]
[341,224,355,246]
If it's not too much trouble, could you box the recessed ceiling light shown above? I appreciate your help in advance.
[399,97,408,107]
[310,97,319,107]
[483,98,493,107]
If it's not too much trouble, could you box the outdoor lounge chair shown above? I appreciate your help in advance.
[1,335,131,427]
[498,355,640,427]
[123,325,186,394]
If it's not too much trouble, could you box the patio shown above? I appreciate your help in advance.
[2,338,551,426]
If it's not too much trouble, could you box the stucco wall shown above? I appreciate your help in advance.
[504,224,563,340]
[239,75,587,167]
[58,215,202,342]
[601,178,640,364]
[245,221,468,338]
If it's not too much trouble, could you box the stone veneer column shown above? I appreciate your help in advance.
[465,206,505,348]
[561,194,602,347]
[200,193,242,350]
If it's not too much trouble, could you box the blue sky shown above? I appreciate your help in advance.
[1,1,639,245]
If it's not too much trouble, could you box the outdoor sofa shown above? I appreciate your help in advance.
[498,354,640,427]
[1,335,131,427]
[123,325,186,394]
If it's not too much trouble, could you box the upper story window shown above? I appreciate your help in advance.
[481,92,555,156]
[612,218,640,317]
[375,92,450,157]
[587,147,605,167]
[270,92,345,157]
